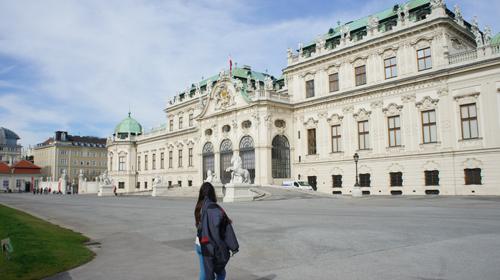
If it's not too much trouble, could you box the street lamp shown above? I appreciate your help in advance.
[352,153,362,197]
[353,153,359,187]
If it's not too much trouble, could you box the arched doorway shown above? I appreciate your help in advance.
[239,136,255,183]
[272,135,290,178]
[220,139,233,184]
[202,142,214,181]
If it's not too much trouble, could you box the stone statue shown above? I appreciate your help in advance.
[206,81,213,94]
[484,25,492,45]
[340,24,350,40]
[430,0,445,9]
[315,36,325,50]
[287,48,293,58]
[367,16,379,31]
[471,16,479,31]
[246,75,253,91]
[473,28,483,47]
[264,76,274,90]
[205,170,214,183]
[403,4,410,22]
[225,154,250,184]
[101,170,112,185]
[454,4,463,24]
[233,78,243,93]
[153,176,162,186]
[195,83,201,95]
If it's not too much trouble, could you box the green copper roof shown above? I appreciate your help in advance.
[492,33,500,45]
[304,0,430,49]
[114,112,142,135]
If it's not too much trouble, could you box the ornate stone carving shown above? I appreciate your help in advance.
[367,16,379,32]
[214,83,235,110]
[353,108,371,121]
[415,96,439,110]
[370,100,383,109]
[327,113,344,125]
[453,4,464,26]
[226,154,251,184]
[454,92,480,105]
[342,106,354,114]
[484,26,492,45]
[430,0,445,10]
[463,158,483,169]
[437,87,449,97]
[340,24,350,42]
[303,117,319,128]
[264,76,274,90]
[382,103,403,116]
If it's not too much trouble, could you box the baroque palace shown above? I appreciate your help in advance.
[107,0,500,196]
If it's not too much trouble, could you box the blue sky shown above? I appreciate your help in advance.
[1,0,499,147]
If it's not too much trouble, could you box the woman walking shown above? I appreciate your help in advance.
[194,182,239,280]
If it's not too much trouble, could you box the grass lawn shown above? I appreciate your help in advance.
[0,204,94,280]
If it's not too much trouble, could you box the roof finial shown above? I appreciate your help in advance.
[128,104,131,117]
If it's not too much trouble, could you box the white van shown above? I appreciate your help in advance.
[282,180,314,191]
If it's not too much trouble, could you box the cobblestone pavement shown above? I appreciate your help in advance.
[1,191,500,280]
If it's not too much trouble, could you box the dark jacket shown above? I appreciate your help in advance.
[199,198,239,273]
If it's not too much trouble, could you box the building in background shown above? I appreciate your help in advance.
[108,0,500,195]
[0,127,22,165]
[34,131,107,184]
[0,160,42,192]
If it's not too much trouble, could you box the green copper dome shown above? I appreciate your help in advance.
[114,112,142,136]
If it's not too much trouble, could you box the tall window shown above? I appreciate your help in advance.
[137,156,141,171]
[355,65,366,86]
[384,57,397,79]
[118,156,125,171]
[358,120,369,150]
[189,113,194,127]
[329,73,339,92]
[144,155,148,170]
[422,110,437,143]
[152,154,156,170]
[178,149,183,167]
[390,172,403,186]
[425,170,439,186]
[160,152,164,169]
[169,151,173,168]
[464,168,481,185]
[188,148,193,167]
[169,120,174,131]
[307,128,317,155]
[306,80,315,98]
[272,136,290,178]
[331,125,341,152]
[332,175,342,188]
[460,103,479,139]
[359,173,371,187]
[179,117,183,129]
[417,47,432,71]
[388,116,401,147]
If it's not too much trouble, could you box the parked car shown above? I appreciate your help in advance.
[282,180,314,191]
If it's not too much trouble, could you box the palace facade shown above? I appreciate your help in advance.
[107,0,500,195]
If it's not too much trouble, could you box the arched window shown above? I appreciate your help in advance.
[202,142,214,181]
[272,135,290,178]
[219,139,233,184]
[239,136,255,183]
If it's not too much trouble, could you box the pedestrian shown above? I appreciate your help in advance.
[194,182,239,280]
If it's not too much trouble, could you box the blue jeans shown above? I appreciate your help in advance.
[196,244,226,280]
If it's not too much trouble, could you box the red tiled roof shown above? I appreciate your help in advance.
[11,160,41,174]
[0,162,10,174]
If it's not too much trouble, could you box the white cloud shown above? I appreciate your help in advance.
[0,0,497,147]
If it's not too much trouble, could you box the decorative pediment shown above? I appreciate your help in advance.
[463,158,482,169]
[327,113,344,125]
[411,36,433,49]
[422,160,439,171]
[353,108,371,121]
[351,56,368,67]
[387,163,404,173]
[214,83,236,110]
[167,143,175,151]
[379,46,399,59]
[453,92,480,105]
[175,141,184,149]
[325,63,341,74]
[382,103,403,116]
[415,96,439,110]
[301,71,316,80]
[303,117,318,128]
[186,140,195,148]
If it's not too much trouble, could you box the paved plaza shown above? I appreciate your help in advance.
[1,189,500,280]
